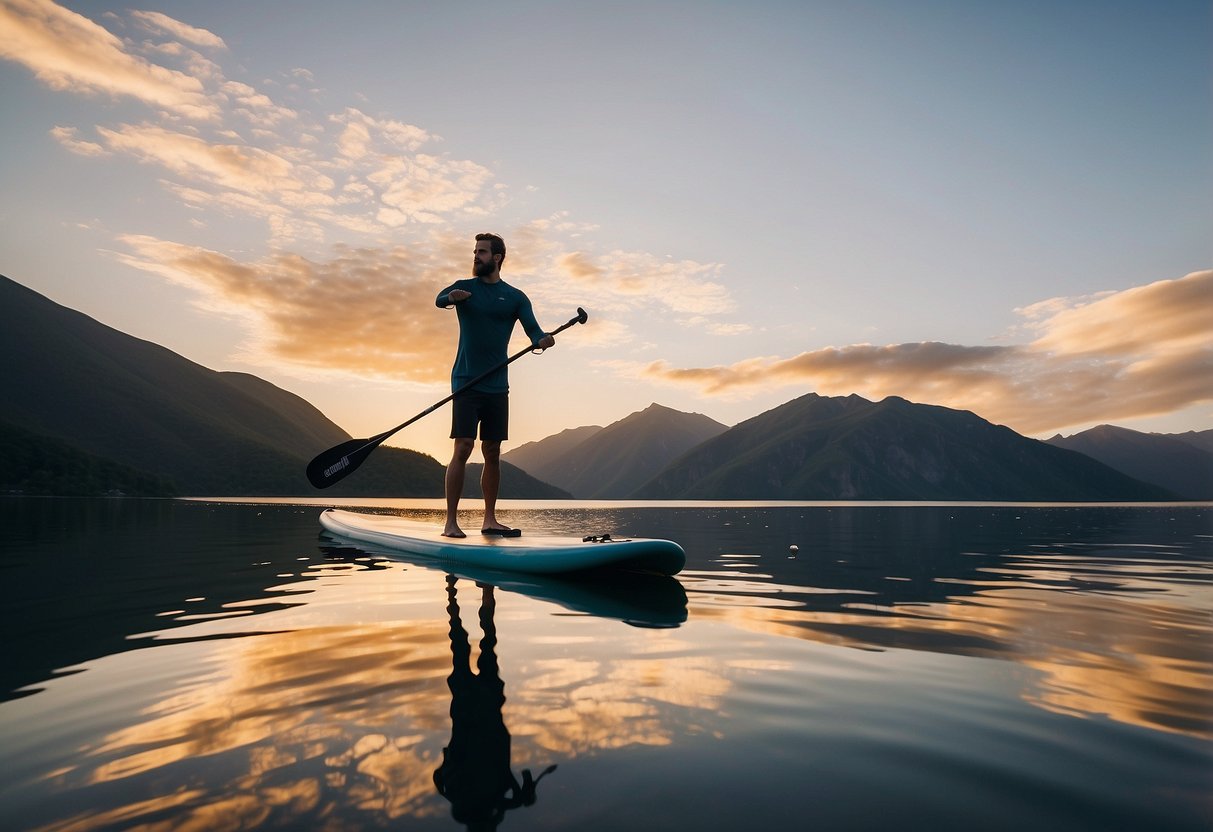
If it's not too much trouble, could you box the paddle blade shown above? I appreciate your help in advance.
[306,437,380,489]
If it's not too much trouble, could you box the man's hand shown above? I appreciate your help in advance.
[537,334,555,350]
[448,289,471,302]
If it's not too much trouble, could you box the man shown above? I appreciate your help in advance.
[435,233,554,538]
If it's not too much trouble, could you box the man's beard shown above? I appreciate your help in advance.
[474,258,495,278]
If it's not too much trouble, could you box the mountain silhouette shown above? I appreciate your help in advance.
[501,425,604,481]
[0,274,566,497]
[1163,429,1213,454]
[1047,425,1213,499]
[633,393,1178,500]
[503,404,727,498]
[4,275,1199,501]
[1,419,178,496]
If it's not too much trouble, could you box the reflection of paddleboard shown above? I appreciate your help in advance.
[318,540,688,628]
[318,509,686,576]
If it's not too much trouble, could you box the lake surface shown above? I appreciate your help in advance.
[1,497,1209,831]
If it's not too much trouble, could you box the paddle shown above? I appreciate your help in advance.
[306,307,589,489]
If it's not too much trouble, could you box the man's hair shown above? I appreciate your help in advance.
[476,232,506,266]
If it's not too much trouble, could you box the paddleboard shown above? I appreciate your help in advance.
[318,509,686,576]
[318,538,688,626]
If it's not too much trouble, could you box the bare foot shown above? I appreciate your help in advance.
[442,524,466,539]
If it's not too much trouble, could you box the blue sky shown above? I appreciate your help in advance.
[1,0,1210,461]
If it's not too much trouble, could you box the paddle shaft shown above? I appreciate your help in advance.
[375,307,585,442]
[307,307,587,487]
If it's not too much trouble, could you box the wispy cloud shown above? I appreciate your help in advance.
[4,0,747,361]
[109,224,689,378]
[332,108,430,159]
[97,123,330,198]
[0,0,219,119]
[554,249,735,323]
[49,109,503,243]
[114,234,465,383]
[635,271,1213,435]
[49,124,108,156]
[6,1,511,244]
[129,9,227,50]
[370,154,498,225]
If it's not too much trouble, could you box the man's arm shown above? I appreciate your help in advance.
[517,294,554,349]
[436,282,472,308]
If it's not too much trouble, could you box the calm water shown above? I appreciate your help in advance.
[0,497,1210,831]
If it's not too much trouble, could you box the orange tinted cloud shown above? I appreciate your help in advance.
[637,270,1213,435]
[98,123,329,197]
[0,0,219,119]
[11,2,500,241]
[129,9,228,50]
[49,124,108,156]
[112,228,720,376]
[371,154,498,225]
[1022,270,1211,357]
[12,3,745,346]
[556,249,733,317]
[116,234,467,383]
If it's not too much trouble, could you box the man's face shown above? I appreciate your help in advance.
[473,241,497,277]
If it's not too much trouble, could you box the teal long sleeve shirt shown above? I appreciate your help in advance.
[436,277,547,393]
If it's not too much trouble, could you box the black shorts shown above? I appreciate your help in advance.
[450,391,509,441]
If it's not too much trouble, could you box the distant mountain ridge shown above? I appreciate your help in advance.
[503,425,604,481]
[503,404,727,498]
[3,274,1202,502]
[0,274,566,498]
[632,393,1177,501]
[1047,425,1213,499]
[1169,429,1213,454]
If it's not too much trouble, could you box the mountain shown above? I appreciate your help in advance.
[464,462,573,500]
[1169,429,1213,454]
[502,425,604,479]
[634,393,1178,501]
[0,274,550,497]
[503,404,729,498]
[0,419,178,496]
[1047,425,1213,499]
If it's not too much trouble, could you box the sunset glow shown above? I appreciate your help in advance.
[2,0,1209,460]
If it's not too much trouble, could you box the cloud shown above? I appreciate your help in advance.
[50,124,108,156]
[1021,272,1211,357]
[108,223,681,379]
[114,234,467,383]
[221,80,297,128]
[0,0,219,119]
[129,9,227,50]
[82,112,491,239]
[331,108,430,160]
[635,271,1213,435]
[3,3,499,242]
[97,123,327,197]
[10,2,747,367]
[707,321,752,336]
[556,249,733,316]
[370,154,498,225]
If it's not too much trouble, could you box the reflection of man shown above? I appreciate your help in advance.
[434,576,556,830]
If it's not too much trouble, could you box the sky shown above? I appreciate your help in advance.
[2,0,1210,464]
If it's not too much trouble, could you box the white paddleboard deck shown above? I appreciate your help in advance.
[319,509,685,576]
